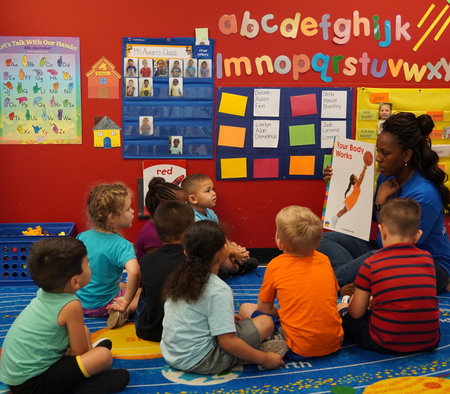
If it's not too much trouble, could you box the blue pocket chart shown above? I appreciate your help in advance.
[122,37,214,159]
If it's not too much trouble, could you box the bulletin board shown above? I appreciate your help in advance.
[216,87,353,180]
[356,87,450,179]
[121,37,214,159]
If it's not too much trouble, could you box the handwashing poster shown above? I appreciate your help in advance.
[322,138,375,241]
[0,36,81,144]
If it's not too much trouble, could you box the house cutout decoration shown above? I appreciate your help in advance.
[93,116,121,148]
[86,57,121,99]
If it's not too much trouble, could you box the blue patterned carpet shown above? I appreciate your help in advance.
[0,267,449,393]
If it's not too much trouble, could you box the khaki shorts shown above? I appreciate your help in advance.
[187,318,261,375]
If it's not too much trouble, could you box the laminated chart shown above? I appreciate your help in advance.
[0,36,81,144]
[216,87,353,180]
[122,37,214,159]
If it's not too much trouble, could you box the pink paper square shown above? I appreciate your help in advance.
[290,94,317,117]
[253,158,279,178]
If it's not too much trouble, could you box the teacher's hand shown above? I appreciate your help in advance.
[323,165,333,182]
[375,178,401,204]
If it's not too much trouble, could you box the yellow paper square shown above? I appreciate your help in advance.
[218,92,248,116]
[218,125,246,148]
[289,156,315,175]
[220,158,247,179]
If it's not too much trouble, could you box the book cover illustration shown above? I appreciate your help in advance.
[323,138,375,241]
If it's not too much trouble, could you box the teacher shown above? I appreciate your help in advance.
[318,112,450,293]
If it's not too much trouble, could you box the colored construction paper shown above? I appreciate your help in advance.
[220,157,247,178]
[321,90,347,119]
[321,120,346,148]
[253,158,279,178]
[218,125,246,148]
[323,154,332,170]
[357,128,377,140]
[289,155,315,175]
[430,129,443,140]
[358,110,378,121]
[289,124,315,146]
[427,111,444,122]
[195,28,210,45]
[218,92,248,116]
[253,89,280,117]
[253,120,279,148]
[290,94,317,116]
[369,92,389,103]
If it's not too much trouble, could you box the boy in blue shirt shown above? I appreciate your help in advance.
[182,173,258,278]
[0,237,129,393]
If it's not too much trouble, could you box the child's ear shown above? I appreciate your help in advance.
[378,224,388,242]
[275,237,284,251]
[412,229,423,244]
[187,193,197,205]
[70,275,81,291]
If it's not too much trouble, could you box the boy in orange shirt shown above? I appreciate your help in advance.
[243,206,343,360]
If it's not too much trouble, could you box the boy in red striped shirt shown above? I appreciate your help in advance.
[338,198,440,353]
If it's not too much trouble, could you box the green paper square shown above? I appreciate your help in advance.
[323,154,332,170]
[289,124,315,146]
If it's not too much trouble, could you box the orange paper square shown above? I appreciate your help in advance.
[218,125,246,148]
[289,156,315,175]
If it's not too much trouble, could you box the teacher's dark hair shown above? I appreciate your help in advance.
[382,112,450,213]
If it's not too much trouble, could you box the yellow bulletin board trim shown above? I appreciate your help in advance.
[356,87,450,187]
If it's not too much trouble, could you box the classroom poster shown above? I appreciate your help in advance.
[323,138,375,241]
[0,36,81,144]
[139,159,187,218]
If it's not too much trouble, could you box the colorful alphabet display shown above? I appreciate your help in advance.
[0,36,81,144]
[121,37,214,159]
[216,87,353,180]
[215,6,450,84]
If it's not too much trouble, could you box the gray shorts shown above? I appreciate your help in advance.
[187,318,261,375]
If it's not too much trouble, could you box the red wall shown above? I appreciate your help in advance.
[0,0,447,247]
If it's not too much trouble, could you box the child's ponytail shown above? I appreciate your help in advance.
[164,221,226,302]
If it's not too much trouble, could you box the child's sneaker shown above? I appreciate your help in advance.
[92,337,112,350]
[106,308,129,329]
[260,339,288,357]
[72,368,129,393]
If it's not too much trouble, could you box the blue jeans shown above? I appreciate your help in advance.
[317,232,378,286]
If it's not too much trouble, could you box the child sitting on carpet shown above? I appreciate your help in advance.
[338,198,440,353]
[77,183,141,329]
[135,177,187,260]
[135,200,194,341]
[161,220,284,374]
[245,205,343,360]
[181,173,258,278]
[0,237,129,393]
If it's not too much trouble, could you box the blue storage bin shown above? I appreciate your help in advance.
[0,222,76,285]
